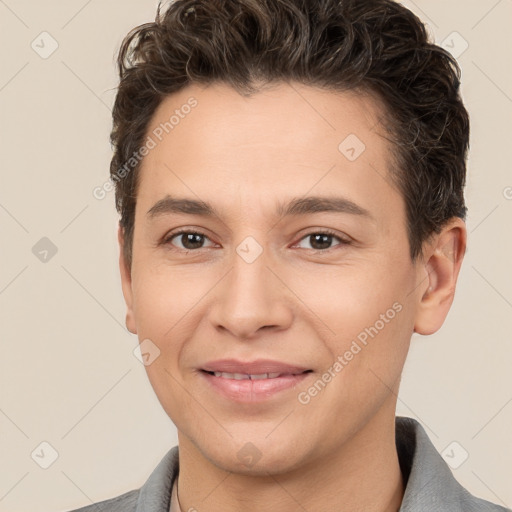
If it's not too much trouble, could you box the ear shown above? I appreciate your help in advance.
[118,224,137,334]
[414,217,467,335]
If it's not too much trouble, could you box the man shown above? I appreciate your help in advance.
[68,0,509,510]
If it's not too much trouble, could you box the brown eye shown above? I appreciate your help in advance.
[165,230,214,250]
[309,233,334,250]
[295,230,350,251]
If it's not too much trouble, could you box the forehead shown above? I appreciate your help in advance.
[136,81,402,225]
[144,81,387,153]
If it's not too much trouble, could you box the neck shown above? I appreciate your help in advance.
[175,409,404,512]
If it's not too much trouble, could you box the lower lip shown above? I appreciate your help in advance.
[200,371,311,403]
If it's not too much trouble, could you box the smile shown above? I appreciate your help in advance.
[207,371,301,380]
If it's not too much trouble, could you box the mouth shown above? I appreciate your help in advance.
[201,370,312,380]
[201,358,312,375]
[198,360,313,403]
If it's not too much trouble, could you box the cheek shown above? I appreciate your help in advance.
[131,262,211,339]
[294,255,416,395]
[295,256,412,337]
[130,264,203,426]
[143,358,201,438]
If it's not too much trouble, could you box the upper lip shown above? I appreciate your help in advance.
[201,359,311,375]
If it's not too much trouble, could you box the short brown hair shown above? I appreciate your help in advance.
[111,0,469,268]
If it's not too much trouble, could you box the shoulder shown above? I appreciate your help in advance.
[62,489,139,512]
[396,417,511,512]
[60,446,179,512]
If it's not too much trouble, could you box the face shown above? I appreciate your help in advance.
[120,82,445,475]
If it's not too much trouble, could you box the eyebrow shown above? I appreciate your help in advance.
[146,195,373,220]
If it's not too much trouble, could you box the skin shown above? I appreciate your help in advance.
[119,81,466,512]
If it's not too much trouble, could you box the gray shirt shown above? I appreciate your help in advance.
[64,416,510,512]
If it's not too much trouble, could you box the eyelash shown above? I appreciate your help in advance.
[161,228,351,253]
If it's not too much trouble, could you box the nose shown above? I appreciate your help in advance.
[208,243,293,340]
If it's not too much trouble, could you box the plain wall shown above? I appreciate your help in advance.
[0,0,511,510]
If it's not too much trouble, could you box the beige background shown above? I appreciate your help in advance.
[0,0,511,510]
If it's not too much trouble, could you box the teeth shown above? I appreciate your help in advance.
[212,371,284,380]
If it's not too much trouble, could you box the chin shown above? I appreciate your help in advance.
[197,432,310,476]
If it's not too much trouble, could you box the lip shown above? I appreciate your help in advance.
[199,359,312,403]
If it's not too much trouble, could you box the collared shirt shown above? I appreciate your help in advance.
[66,417,510,512]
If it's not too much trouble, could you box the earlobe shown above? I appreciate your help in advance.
[414,218,467,336]
[118,225,137,335]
